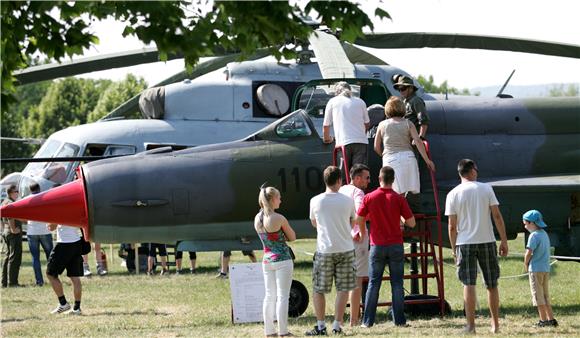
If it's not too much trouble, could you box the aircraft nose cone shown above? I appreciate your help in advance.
[0,178,90,239]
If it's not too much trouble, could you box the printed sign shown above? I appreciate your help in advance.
[229,263,264,323]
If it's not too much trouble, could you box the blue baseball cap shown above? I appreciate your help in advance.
[523,210,547,228]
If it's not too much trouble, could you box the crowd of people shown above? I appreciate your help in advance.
[1,79,557,334]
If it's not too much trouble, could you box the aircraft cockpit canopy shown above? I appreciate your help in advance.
[19,139,80,196]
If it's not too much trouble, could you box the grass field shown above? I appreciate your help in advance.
[1,235,579,337]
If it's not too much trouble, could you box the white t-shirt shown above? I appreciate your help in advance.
[445,181,499,245]
[57,225,81,243]
[310,192,356,254]
[323,95,369,147]
[26,220,51,235]
[339,184,366,237]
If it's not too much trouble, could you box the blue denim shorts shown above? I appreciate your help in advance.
[312,250,356,293]
[456,242,500,288]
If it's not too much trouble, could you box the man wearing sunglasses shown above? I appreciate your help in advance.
[393,75,429,140]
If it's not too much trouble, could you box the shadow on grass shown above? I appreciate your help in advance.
[88,309,171,317]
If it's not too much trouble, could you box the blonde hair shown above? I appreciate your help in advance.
[385,96,405,118]
[258,186,280,216]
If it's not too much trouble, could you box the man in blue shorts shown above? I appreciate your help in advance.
[445,159,509,334]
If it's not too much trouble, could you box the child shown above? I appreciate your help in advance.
[523,210,558,327]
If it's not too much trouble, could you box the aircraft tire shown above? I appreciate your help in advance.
[288,280,309,318]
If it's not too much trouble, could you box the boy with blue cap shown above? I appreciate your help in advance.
[523,209,558,327]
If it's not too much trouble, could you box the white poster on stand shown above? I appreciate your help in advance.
[229,262,264,324]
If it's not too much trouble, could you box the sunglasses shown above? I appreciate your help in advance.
[397,86,410,92]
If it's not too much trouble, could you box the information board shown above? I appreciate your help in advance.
[229,262,265,324]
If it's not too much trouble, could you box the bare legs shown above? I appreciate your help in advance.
[463,285,501,334]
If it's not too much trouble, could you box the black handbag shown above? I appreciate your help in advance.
[80,230,91,255]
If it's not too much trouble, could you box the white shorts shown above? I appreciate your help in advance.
[383,150,420,194]
[353,232,369,277]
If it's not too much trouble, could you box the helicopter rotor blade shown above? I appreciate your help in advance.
[355,32,580,59]
[341,42,388,65]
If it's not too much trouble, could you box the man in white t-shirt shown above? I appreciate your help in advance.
[306,166,358,336]
[26,183,54,286]
[46,223,83,315]
[445,159,509,334]
[323,82,370,175]
[338,163,370,326]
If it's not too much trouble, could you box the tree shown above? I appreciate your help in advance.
[88,74,148,122]
[416,75,476,96]
[548,84,579,97]
[1,1,387,111]
[1,82,51,175]
[23,78,112,138]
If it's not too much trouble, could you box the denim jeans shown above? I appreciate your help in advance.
[363,244,406,326]
[27,234,53,285]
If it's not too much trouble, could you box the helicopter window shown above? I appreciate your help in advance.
[276,113,312,138]
[104,145,136,156]
[24,139,62,173]
[297,85,361,118]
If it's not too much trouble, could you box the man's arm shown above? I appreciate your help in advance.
[310,218,317,228]
[419,124,428,139]
[448,214,458,258]
[490,205,509,257]
[355,215,366,238]
[322,125,333,144]
[47,223,58,232]
[8,219,20,234]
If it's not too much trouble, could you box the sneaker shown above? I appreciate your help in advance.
[215,272,228,279]
[534,320,547,327]
[332,327,343,335]
[83,264,92,277]
[547,319,559,327]
[96,264,108,276]
[175,269,182,275]
[305,326,327,336]
[68,308,82,315]
[160,269,169,276]
[190,268,196,274]
[51,303,71,314]
[147,271,154,276]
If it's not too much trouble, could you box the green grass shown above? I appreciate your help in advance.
[2,235,579,337]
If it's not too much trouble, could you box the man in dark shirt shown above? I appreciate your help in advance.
[394,75,429,139]
[1,185,23,287]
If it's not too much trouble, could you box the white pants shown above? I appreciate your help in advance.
[383,150,420,194]
[262,259,294,336]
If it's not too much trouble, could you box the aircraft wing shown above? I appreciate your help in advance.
[484,175,580,192]
[437,175,580,193]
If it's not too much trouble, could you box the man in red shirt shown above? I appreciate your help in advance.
[356,166,416,327]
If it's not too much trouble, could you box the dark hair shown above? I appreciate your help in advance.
[457,159,476,177]
[29,182,40,194]
[350,163,370,180]
[323,166,342,187]
[379,166,395,185]
[7,184,18,194]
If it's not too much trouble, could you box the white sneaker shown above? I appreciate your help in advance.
[51,303,71,314]
[96,264,108,276]
[83,263,92,277]
[68,308,82,315]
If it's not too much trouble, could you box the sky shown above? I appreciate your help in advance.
[77,0,580,91]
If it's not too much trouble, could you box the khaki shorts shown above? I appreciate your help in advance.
[354,234,369,277]
[529,272,550,306]
[312,250,356,293]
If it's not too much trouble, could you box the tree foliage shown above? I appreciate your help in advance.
[1,1,386,111]
[88,74,148,122]
[416,75,476,96]
[23,78,112,138]
[548,84,579,97]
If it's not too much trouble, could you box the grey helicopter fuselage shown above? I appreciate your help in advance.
[18,59,420,193]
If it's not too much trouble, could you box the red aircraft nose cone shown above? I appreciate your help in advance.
[0,177,90,240]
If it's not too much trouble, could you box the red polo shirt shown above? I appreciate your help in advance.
[357,187,413,246]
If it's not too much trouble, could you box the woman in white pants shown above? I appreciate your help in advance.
[374,96,435,195]
[254,186,296,337]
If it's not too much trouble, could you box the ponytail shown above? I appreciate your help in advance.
[258,186,280,217]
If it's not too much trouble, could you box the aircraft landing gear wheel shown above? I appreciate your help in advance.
[288,280,309,317]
